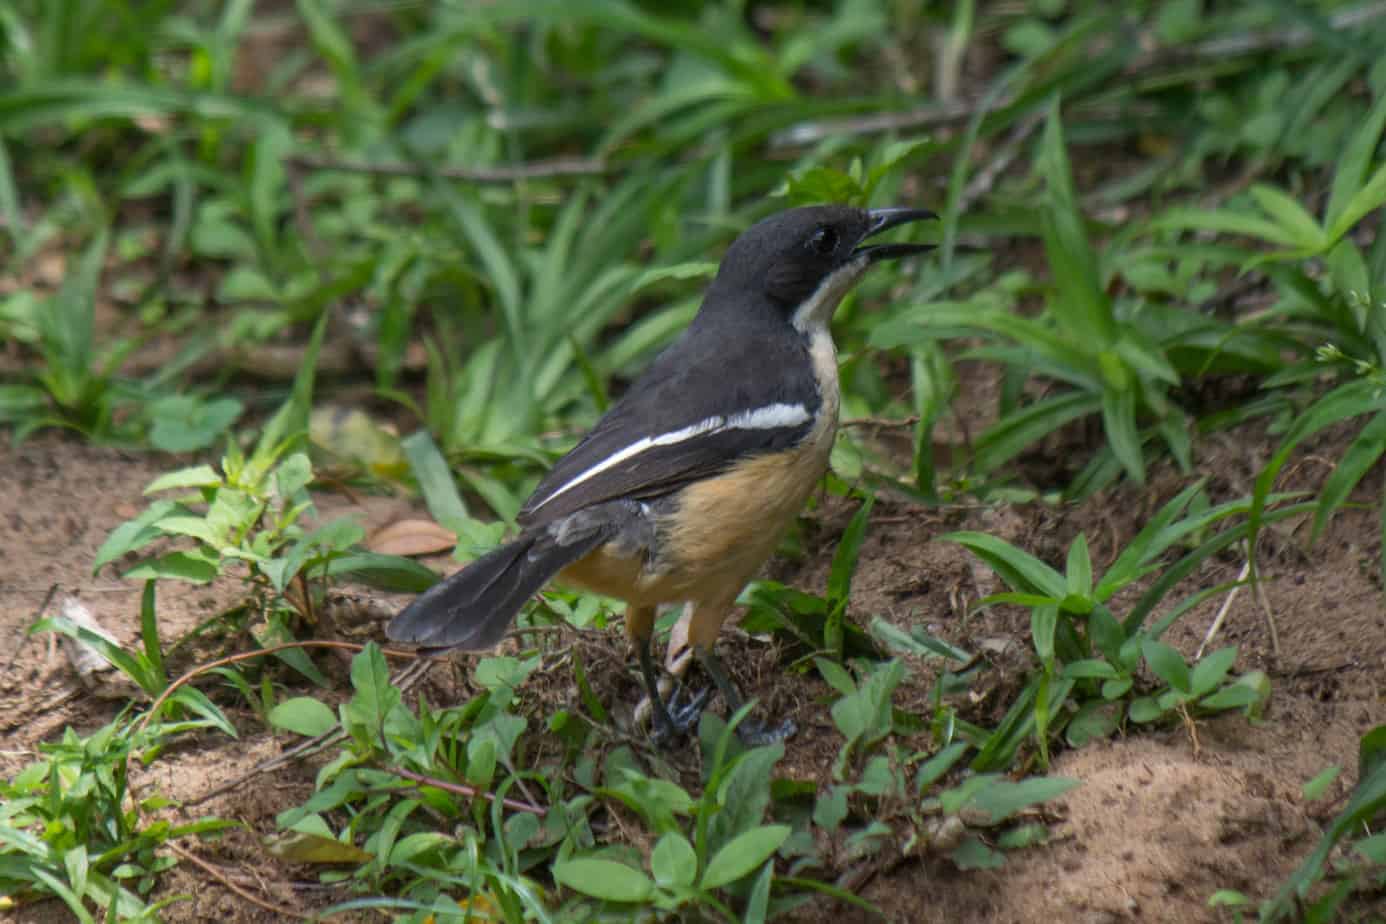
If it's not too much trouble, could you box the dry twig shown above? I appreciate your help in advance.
[166,841,314,921]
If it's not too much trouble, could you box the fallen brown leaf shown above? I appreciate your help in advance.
[368,518,457,556]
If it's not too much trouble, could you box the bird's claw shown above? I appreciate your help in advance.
[734,716,797,747]
[651,683,712,746]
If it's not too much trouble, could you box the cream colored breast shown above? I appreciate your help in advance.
[655,326,840,597]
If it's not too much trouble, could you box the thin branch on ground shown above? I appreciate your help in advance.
[1251,555,1281,657]
[387,766,547,816]
[166,841,314,921]
[1197,558,1253,660]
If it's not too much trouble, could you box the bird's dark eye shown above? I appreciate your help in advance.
[806,226,838,256]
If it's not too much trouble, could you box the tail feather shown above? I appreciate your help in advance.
[387,527,609,651]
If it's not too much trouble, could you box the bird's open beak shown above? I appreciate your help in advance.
[854,207,937,262]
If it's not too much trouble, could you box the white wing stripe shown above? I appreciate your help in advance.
[529,402,812,513]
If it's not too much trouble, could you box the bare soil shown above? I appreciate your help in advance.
[2,418,1384,923]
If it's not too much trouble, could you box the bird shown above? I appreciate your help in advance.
[388,204,935,744]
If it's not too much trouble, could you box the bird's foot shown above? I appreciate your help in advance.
[733,715,797,747]
[651,683,711,746]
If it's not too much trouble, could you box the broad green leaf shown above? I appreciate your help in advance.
[148,396,244,453]
[1142,639,1190,694]
[274,452,313,499]
[401,430,468,530]
[1128,696,1163,723]
[708,743,783,855]
[1249,184,1324,250]
[40,230,106,394]
[324,553,438,593]
[650,833,697,889]
[0,136,19,237]
[972,391,1101,473]
[1189,647,1237,697]
[1326,90,1386,229]
[64,847,88,902]
[138,580,165,685]
[1352,831,1386,864]
[829,660,905,777]
[1311,411,1386,542]
[93,499,178,572]
[1327,158,1386,244]
[168,687,238,737]
[827,495,874,603]
[1087,605,1127,662]
[1302,766,1342,801]
[871,618,972,662]
[1062,659,1118,680]
[1065,534,1092,598]
[155,515,225,549]
[0,383,46,418]
[914,741,969,793]
[1031,604,1057,664]
[943,532,1067,598]
[701,824,789,890]
[814,657,856,697]
[1150,206,1304,248]
[268,697,338,737]
[1100,387,1145,484]
[553,858,653,902]
[981,591,1064,608]
[344,643,401,742]
[144,464,222,494]
[744,861,773,924]
[124,551,219,584]
[1199,671,1270,715]
[1361,725,1386,781]
[1065,701,1119,747]
[600,771,693,835]
[466,735,497,787]
[950,834,1005,870]
[825,495,873,656]
[1037,99,1113,344]
[813,786,849,830]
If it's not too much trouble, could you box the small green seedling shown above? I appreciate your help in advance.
[948,483,1290,767]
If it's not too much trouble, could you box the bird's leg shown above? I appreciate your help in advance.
[639,632,708,744]
[694,645,796,746]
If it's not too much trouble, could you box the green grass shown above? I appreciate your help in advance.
[3,0,1386,920]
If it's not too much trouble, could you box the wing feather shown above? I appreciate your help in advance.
[518,316,821,528]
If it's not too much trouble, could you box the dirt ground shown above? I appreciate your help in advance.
[2,416,1384,923]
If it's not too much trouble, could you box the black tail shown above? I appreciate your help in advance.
[387,527,610,652]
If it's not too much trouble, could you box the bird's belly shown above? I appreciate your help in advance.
[558,546,651,602]
[664,443,829,586]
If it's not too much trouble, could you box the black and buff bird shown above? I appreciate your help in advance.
[389,204,935,743]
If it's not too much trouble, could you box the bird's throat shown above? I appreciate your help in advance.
[790,255,870,335]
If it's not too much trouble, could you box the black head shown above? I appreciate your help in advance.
[707,205,935,328]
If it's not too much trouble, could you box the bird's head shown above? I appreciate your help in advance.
[708,204,935,332]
